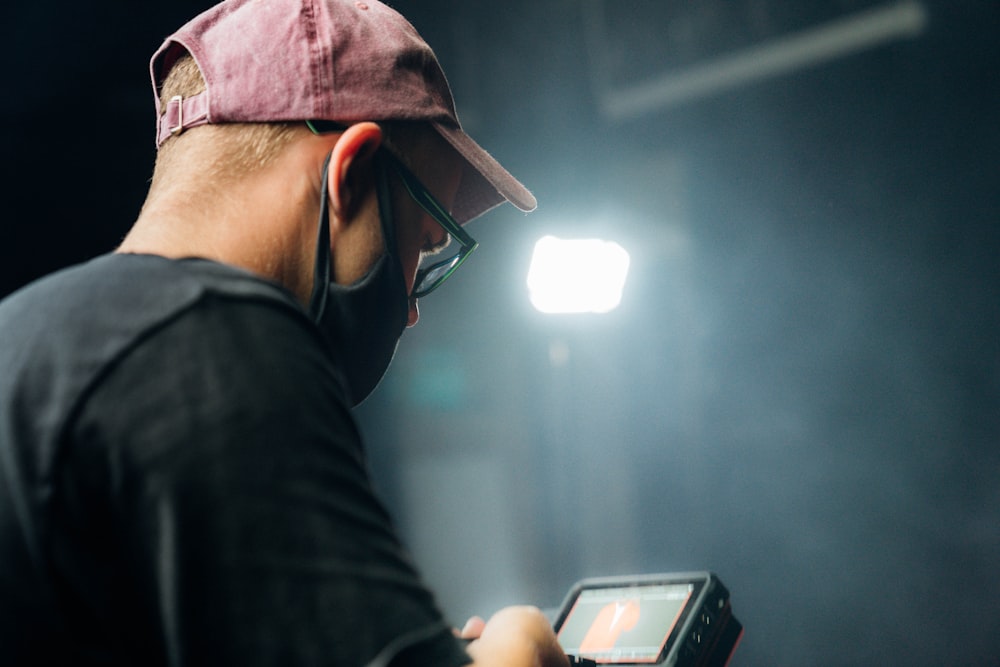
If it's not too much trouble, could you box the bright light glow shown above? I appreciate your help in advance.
[527,236,631,314]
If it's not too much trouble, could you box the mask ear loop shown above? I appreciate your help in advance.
[307,152,334,321]
[309,149,403,322]
[373,151,399,258]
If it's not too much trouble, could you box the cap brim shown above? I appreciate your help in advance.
[432,122,537,224]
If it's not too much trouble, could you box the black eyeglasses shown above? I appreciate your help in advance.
[306,120,479,298]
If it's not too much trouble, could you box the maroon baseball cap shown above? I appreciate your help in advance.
[151,0,536,223]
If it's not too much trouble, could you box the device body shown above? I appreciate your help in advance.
[552,572,743,667]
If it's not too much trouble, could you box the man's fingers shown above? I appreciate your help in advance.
[461,615,487,639]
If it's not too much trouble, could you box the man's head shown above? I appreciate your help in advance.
[138,0,535,403]
[149,0,535,223]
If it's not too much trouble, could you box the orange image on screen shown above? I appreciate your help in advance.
[578,598,641,653]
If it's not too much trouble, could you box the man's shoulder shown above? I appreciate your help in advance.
[0,253,321,417]
[0,253,303,346]
[6,251,295,309]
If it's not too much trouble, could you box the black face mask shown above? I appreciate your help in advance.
[307,153,409,406]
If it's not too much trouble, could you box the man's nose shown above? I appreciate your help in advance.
[406,297,420,328]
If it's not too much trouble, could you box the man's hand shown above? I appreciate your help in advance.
[465,606,569,667]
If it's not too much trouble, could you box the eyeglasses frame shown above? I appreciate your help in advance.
[305,120,479,298]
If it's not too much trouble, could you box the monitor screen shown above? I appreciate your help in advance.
[556,582,696,663]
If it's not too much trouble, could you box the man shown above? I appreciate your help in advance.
[0,0,567,665]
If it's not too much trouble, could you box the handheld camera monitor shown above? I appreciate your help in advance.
[553,572,742,667]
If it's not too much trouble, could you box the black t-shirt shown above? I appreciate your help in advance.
[0,254,469,667]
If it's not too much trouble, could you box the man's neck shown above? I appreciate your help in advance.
[118,164,319,306]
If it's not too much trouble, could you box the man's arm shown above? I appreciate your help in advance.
[53,295,465,665]
[55,292,568,667]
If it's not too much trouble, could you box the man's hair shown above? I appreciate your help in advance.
[149,54,443,201]
[151,55,301,188]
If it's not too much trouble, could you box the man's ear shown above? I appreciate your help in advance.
[328,122,383,222]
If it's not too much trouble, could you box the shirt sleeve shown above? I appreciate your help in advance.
[51,292,472,667]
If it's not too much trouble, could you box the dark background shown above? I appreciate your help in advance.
[3,2,998,665]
